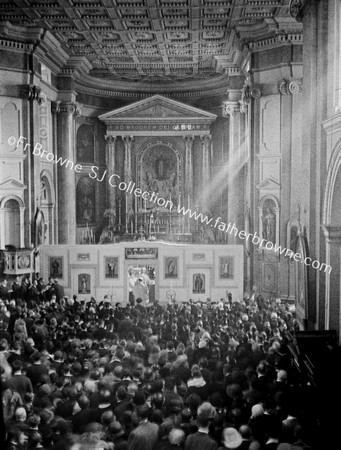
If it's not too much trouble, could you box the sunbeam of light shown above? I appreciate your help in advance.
[199,134,249,209]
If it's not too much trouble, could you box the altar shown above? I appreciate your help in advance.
[40,242,244,304]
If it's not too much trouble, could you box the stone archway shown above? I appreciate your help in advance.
[322,139,341,336]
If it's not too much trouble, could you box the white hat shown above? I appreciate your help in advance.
[222,428,243,449]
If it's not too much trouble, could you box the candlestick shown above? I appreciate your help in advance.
[118,199,122,228]
[169,194,172,233]
[135,199,138,233]
[178,194,181,232]
[187,193,190,233]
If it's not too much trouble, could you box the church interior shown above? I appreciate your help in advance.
[1,0,341,337]
[1,1,341,449]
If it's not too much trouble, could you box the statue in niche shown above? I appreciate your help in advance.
[262,200,276,244]
[193,273,205,294]
[155,155,165,179]
[40,180,47,202]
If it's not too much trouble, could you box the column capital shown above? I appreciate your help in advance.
[122,135,134,147]
[223,101,241,117]
[183,135,194,142]
[289,0,306,22]
[200,135,211,145]
[184,135,195,148]
[278,79,303,95]
[105,135,117,146]
[58,102,81,116]
[21,84,47,104]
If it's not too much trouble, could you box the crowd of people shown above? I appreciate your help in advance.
[0,275,318,450]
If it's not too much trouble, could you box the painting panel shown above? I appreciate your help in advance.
[193,273,205,294]
[219,256,234,280]
[78,273,91,294]
[141,145,179,209]
[105,257,119,279]
[164,256,178,279]
[49,256,63,279]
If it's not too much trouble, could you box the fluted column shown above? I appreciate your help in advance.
[322,226,341,340]
[184,135,194,208]
[123,136,134,214]
[224,101,243,244]
[200,135,211,210]
[56,102,80,244]
[106,136,117,214]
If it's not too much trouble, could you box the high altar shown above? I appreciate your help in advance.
[73,95,218,245]
[37,95,244,303]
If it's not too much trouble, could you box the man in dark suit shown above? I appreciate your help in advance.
[185,413,218,450]
[127,404,158,450]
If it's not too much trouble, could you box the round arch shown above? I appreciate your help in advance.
[322,138,341,225]
[40,169,55,205]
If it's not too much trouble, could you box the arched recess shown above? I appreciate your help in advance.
[1,102,20,153]
[0,195,25,249]
[322,139,341,335]
[258,195,280,247]
[40,170,55,244]
[136,139,182,211]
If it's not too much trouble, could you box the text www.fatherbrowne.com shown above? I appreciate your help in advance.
[176,205,331,274]
[9,135,332,274]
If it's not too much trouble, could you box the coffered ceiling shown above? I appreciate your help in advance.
[0,0,301,85]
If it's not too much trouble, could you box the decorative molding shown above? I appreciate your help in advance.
[21,85,47,104]
[248,33,303,52]
[51,101,61,114]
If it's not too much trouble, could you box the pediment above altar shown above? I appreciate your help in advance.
[99,95,217,123]
[0,178,26,191]
[257,178,280,191]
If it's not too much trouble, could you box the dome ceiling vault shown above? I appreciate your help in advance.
[0,0,302,92]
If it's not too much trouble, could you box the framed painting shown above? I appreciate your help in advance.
[49,256,63,279]
[164,256,178,279]
[78,273,91,294]
[105,256,119,279]
[219,256,234,280]
[193,273,205,294]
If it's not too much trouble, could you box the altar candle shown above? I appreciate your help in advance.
[178,196,181,231]
[135,199,138,233]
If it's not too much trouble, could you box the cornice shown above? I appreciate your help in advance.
[73,71,230,99]
[248,33,303,52]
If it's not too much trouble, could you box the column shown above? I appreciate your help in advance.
[19,207,25,248]
[106,135,117,218]
[184,135,194,208]
[56,102,80,244]
[0,207,5,249]
[200,135,211,210]
[322,226,341,340]
[224,101,244,244]
[123,136,134,223]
